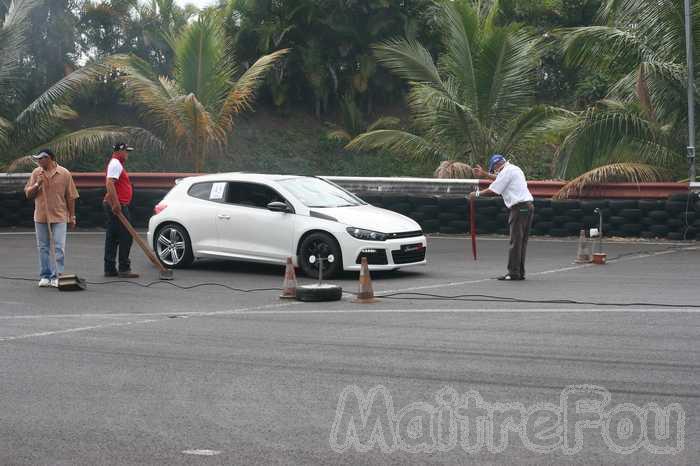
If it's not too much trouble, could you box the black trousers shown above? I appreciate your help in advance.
[104,203,133,273]
[507,202,534,279]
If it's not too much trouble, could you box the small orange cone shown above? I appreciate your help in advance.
[280,257,298,299]
[353,257,379,304]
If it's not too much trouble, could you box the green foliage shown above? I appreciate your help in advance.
[549,0,699,190]
[224,0,438,118]
[346,0,566,176]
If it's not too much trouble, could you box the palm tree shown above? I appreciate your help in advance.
[108,13,287,171]
[1,0,158,171]
[346,0,559,176]
[549,0,699,195]
[7,12,286,172]
[0,0,36,104]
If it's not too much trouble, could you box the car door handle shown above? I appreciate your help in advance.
[217,214,231,220]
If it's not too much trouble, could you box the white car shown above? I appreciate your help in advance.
[147,173,427,278]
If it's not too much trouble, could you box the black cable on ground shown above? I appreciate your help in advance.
[367,291,700,309]
[1,242,698,308]
[0,275,282,294]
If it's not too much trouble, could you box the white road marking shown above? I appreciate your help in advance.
[428,235,696,246]
[182,449,221,456]
[225,308,700,314]
[0,318,159,341]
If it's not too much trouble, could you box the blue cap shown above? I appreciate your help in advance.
[488,154,506,173]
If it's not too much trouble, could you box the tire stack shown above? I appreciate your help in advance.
[529,199,585,237]
[130,189,168,228]
[75,189,106,229]
[4,186,697,240]
[438,196,468,234]
[599,195,698,240]
[0,192,34,228]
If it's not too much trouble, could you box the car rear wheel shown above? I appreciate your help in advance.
[155,223,194,269]
[298,232,342,279]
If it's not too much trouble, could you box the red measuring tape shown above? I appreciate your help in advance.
[469,193,477,261]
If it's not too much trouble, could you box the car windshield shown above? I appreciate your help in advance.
[278,178,365,208]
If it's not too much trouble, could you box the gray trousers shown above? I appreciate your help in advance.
[507,202,534,278]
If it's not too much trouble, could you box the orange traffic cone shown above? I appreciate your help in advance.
[353,257,379,304]
[280,257,298,299]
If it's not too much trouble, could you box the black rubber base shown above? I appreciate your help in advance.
[295,284,343,302]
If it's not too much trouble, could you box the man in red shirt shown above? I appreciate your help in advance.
[104,143,139,278]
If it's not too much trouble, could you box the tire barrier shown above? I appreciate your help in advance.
[0,188,169,230]
[0,189,698,239]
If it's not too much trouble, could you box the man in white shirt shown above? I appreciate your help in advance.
[470,154,534,281]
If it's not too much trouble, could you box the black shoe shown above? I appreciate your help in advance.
[104,271,119,277]
[118,271,140,278]
[497,274,523,281]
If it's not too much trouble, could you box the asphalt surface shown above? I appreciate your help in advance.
[0,230,699,465]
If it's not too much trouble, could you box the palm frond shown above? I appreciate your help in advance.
[554,163,668,199]
[0,116,12,146]
[0,0,38,96]
[552,101,663,178]
[11,104,78,150]
[326,129,352,143]
[439,0,479,108]
[479,28,539,127]
[109,54,187,141]
[218,48,288,131]
[372,38,445,90]
[560,26,644,70]
[346,129,445,162]
[367,117,401,132]
[7,126,164,171]
[174,13,232,111]
[14,62,106,130]
[499,105,574,155]
[177,93,224,171]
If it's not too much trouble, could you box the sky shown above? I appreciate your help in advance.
[175,0,218,9]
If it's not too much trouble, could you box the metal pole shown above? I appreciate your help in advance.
[685,0,696,182]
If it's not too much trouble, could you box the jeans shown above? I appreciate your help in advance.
[104,203,133,273]
[35,222,67,279]
[507,203,534,279]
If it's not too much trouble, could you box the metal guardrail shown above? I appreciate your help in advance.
[0,172,693,198]
[323,176,480,194]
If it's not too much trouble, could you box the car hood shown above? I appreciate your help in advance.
[312,205,421,233]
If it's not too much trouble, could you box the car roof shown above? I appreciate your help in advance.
[178,173,308,185]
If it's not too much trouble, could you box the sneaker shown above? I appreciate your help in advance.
[50,278,59,288]
[38,278,51,287]
[497,274,523,281]
[118,271,140,279]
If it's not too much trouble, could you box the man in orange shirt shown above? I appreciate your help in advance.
[24,149,79,287]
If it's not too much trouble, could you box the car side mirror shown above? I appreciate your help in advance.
[267,201,290,213]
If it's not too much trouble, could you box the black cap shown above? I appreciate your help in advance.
[113,143,134,152]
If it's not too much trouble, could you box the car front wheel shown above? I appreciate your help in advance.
[298,232,342,279]
[155,223,194,269]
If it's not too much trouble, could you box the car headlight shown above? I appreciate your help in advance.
[346,227,388,241]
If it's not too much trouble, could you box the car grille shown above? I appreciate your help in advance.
[356,249,388,265]
[392,244,426,264]
[385,231,423,240]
